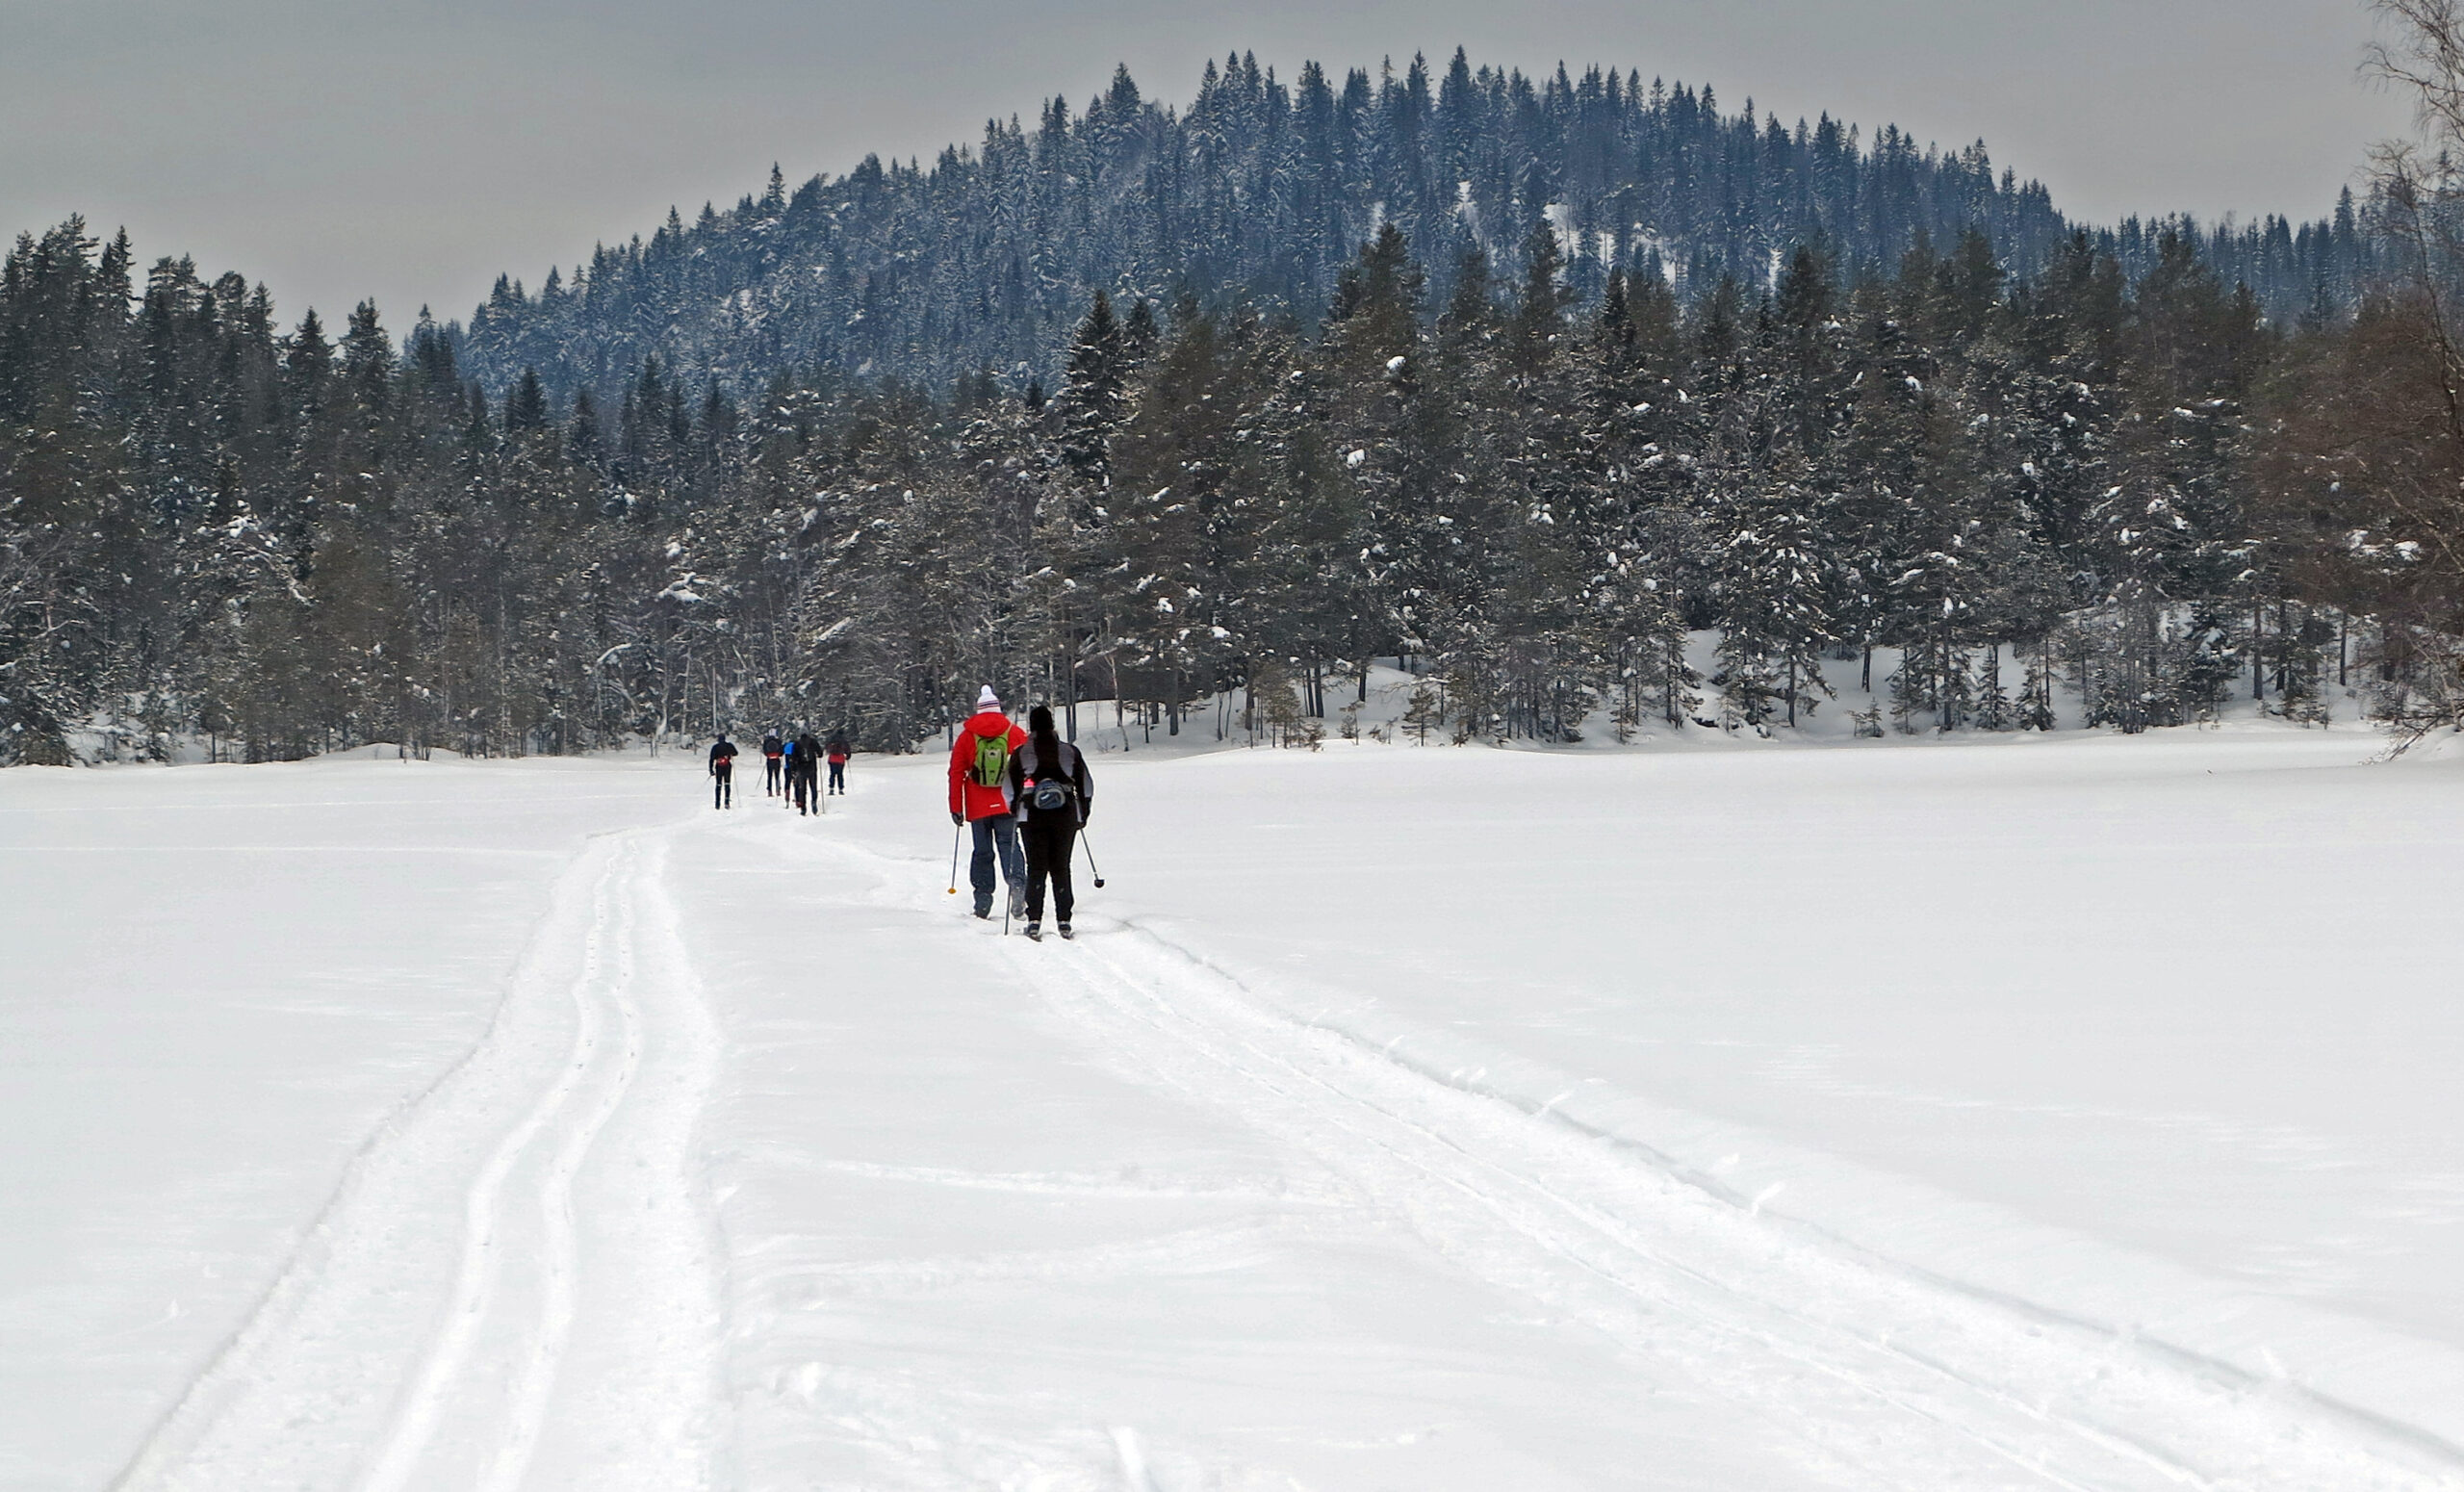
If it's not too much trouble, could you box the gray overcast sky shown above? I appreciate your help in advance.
[0,0,2416,329]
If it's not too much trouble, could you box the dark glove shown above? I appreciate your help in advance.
[951,810,963,826]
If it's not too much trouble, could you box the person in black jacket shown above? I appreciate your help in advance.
[760,731,784,795]
[1001,705,1091,940]
[791,730,823,815]
[707,734,737,809]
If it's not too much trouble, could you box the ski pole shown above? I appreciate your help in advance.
[947,821,962,895]
[1082,830,1106,888]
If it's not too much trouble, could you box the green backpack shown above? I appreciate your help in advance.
[969,730,1012,788]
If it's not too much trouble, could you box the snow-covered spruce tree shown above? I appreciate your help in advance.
[1832,242,1982,732]
[1099,296,1245,736]
[2071,235,2262,729]
[1922,232,2069,731]
[1026,293,1145,735]
[953,390,1066,722]
[1322,225,1446,706]
[1707,462,1835,731]
[1583,270,1701,734]
[1994,232,2128,726]
[1231,316,1362,715]
[1489,218,1606,741]
[1412,241,1527,742]
[1054,290,1131,487]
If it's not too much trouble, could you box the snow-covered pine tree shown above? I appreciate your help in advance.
[1582,270,1700,733]
[1097,296,1243,735]
[1491,218,1602,741]
[1707,461,1835,731]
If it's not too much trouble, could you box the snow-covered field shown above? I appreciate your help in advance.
[4,724,2462,1490]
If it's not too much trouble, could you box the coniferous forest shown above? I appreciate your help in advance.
[4,47,2462,765]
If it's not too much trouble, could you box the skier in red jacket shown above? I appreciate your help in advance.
[948,685,1028,919]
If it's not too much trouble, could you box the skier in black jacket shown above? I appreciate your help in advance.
[760,731,784,795]
[1001,705,1092,940]
[791,731,823,815]
[707,734,737,809]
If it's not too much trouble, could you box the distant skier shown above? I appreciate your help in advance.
[792,730,823,815]
[778,732,797,808]
[948,685,1027,920]
[1003,704,1091,941]
[760,730,784,796]
[826,730,851,794]
[707,733,737,810]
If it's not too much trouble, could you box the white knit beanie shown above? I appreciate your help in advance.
[975,685,1001,712]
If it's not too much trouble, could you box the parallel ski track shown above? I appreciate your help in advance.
[359,837,645,1492]
[104,798,2463,1492]
[973,899,2464,1492]
[111,825,724,1492]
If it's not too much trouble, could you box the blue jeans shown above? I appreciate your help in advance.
[970,815,1024,913]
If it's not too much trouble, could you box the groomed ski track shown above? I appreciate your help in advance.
[111,831,731,1492]
[796,821,2463,1492]
[95,768,2464,1491]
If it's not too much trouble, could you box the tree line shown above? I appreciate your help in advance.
[5,192,2458,764]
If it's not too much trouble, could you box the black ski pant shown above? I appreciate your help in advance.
[765,756,782,793]
[793,766,815,814]
[1020,813,1078,926]
[712,763,732,809]
[828,760,845,793]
